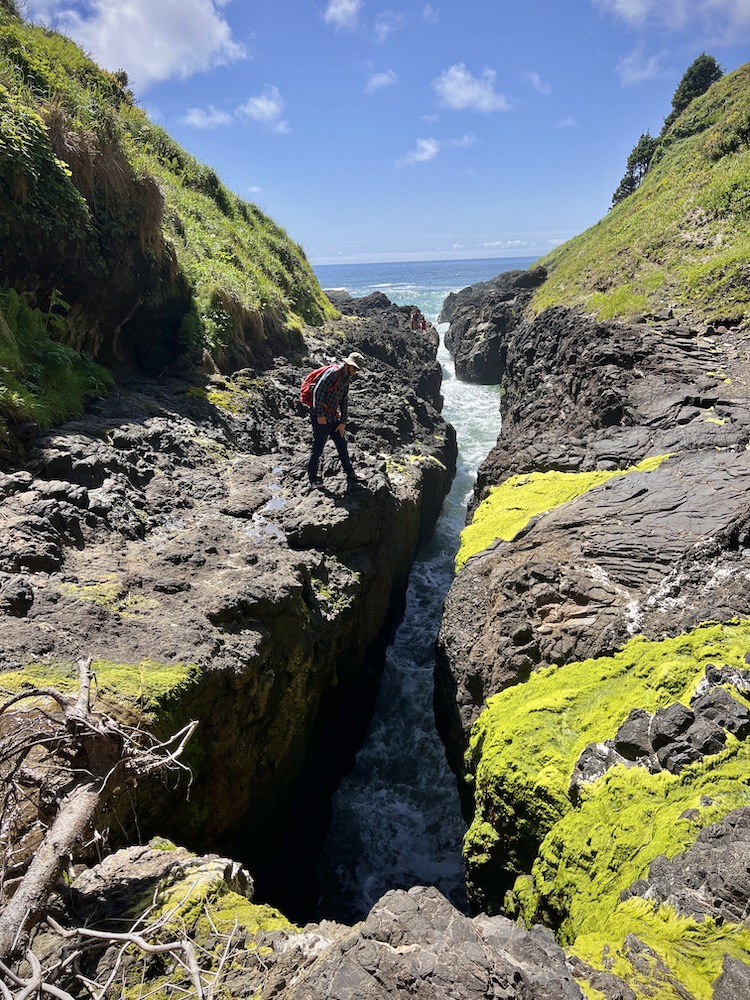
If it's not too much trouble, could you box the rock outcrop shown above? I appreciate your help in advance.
[438,267,547,383]
[44,840,587,999]
[435,272,750,994]
[0,293,456,920]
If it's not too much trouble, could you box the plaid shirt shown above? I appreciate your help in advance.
[311,364,351,420]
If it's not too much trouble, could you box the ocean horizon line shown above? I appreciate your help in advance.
[313,254,539,270]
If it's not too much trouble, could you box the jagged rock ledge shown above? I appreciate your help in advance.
[0,291,456,920]
[434,271,750,996]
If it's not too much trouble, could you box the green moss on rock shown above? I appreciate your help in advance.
[455,455,669,571]
[1,657,201,723]
[464,619,750,996]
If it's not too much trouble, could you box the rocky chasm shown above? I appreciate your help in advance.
[6,272,750,998]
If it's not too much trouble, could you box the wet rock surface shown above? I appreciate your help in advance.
[438,267,547,384]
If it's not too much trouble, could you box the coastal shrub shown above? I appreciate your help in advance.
[455,455,669,571]
[0,84,90,240]
[463,618,750,994]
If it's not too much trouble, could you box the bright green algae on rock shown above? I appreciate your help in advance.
[538,759,750,997]
[464,619,750,996]
[0,658,201,723]
[454,455,670,572]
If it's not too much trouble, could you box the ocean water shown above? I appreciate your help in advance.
[315,256,537,330]
[312,256,535,923]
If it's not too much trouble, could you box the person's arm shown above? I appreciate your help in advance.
[339,382,349,422]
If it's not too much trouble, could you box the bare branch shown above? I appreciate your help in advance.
[0,689,70,716]
[72,658,93,720]
[46,917,206,999]
[0,659,198,964]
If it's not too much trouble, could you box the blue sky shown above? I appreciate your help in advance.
[23,0,750,265]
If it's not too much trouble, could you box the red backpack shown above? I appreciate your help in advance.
[299,364,339,408]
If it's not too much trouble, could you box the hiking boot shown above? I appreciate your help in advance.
[309,479,324,490]
[347,472,366,488]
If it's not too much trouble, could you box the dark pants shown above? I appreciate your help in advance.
[308,418,354,482]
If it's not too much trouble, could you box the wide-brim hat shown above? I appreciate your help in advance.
[342,352,365,370]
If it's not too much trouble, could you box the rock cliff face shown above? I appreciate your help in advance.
[435,280,750,995]
[0,293,456,919]
[438,267,547,383]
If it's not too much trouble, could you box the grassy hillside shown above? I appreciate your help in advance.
[532,61,750,324]
[0,2,335,461]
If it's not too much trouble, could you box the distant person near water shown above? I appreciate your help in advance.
[306,352,367,492]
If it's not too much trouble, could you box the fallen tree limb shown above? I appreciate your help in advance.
[0,656,198,966]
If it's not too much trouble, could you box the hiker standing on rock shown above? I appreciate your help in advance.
[307,351,367,491]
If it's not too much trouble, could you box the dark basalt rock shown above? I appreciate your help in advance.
[570,666,750,798]
[713,956,750,999]
[55,848,587,999]
[1,292,457,921]
[621,807,750,927]
[438,267,547,384]
[436,278,750,779]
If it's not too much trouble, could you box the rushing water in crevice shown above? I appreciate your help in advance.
[312,259,525,923]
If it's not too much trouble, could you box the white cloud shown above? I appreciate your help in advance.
[237,85,289,133]
[482,240,529,249]
[324,0,362,30]
[449,133,476,149]
[181,105,233,129]
[592,0,750,39]
[366,69,398,93]
[423,4,440,21]
[592,0,689,28]
[556,116,578,128]
[616,47,667,85]
[374,10,406,42]
[396,133,475,167]
[397,137,440,167]
[25,0,246,91]
[432,64,509,112]
[524,70,551,95]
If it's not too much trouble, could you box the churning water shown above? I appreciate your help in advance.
[312,257,534,922]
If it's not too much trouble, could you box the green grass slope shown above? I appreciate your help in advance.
[0,3,335,462]
[532,61,750,324]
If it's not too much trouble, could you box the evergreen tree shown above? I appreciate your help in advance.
[662,53,723,133]
[611,132,658,207]
[611,54,723,207]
